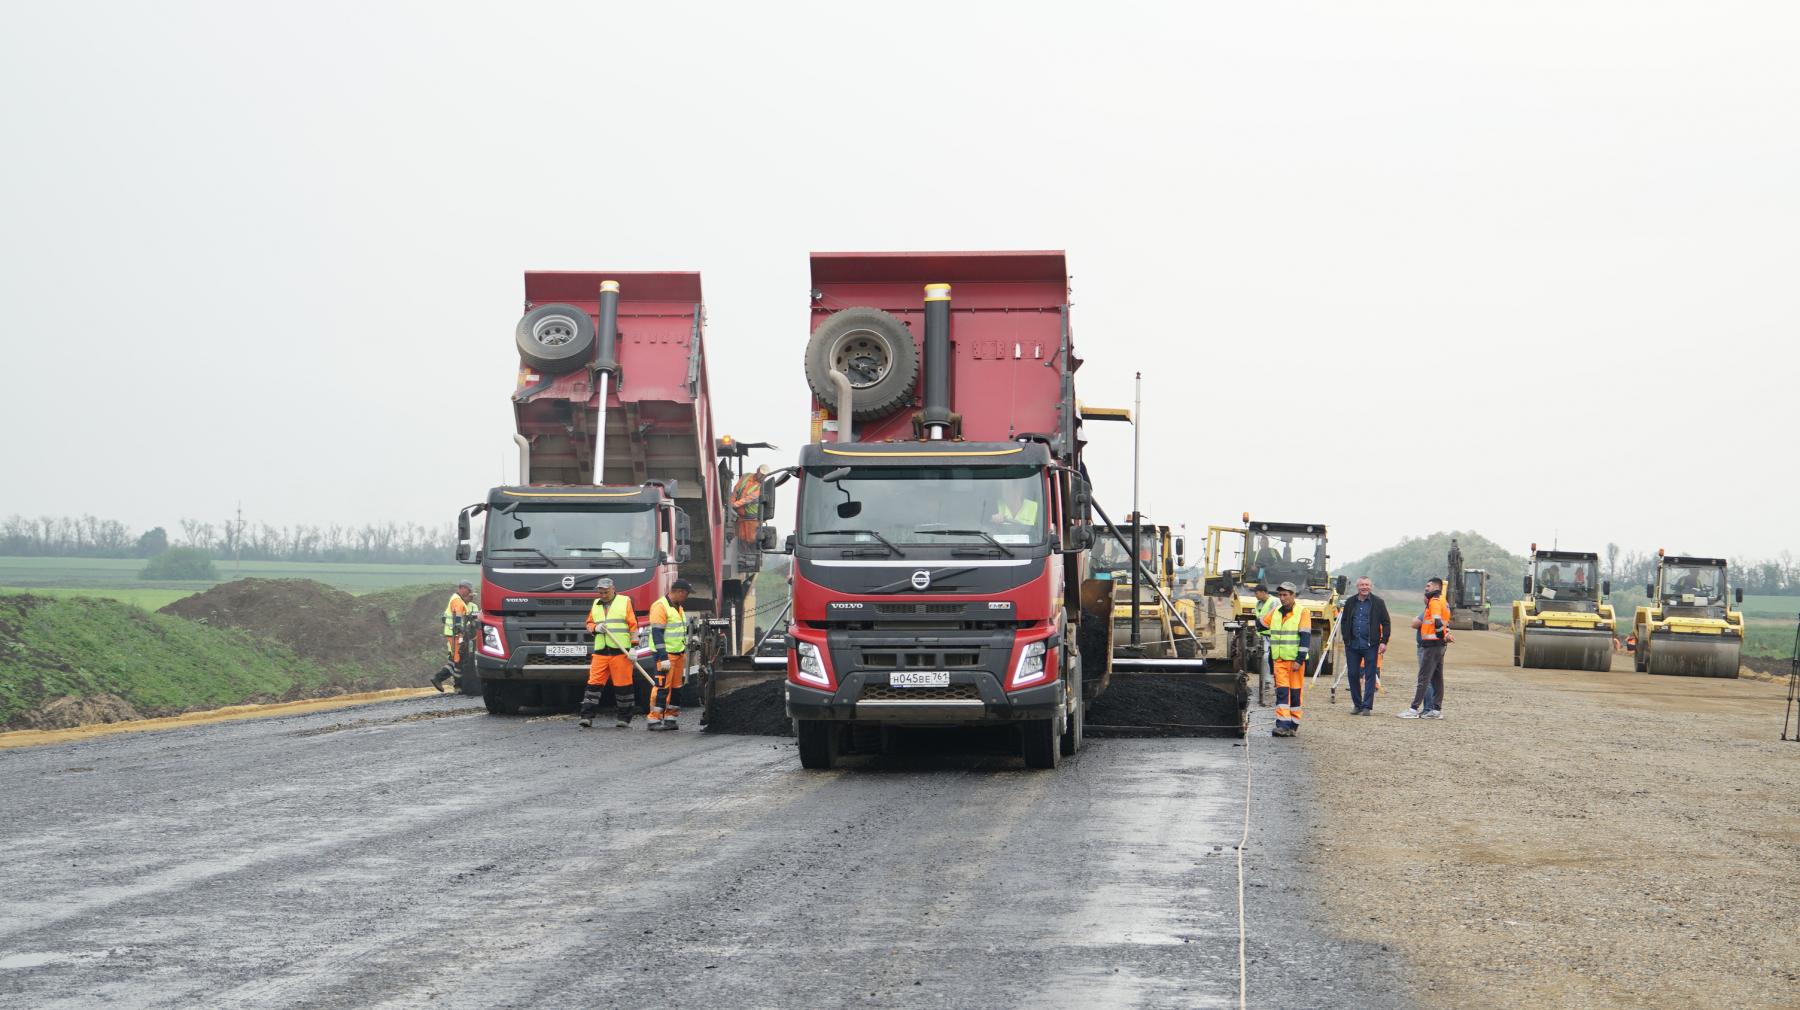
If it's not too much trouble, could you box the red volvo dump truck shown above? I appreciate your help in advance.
[754,251,1130,769]
[453,271,768,715]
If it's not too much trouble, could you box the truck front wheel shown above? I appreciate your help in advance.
[796,719,838,770]
[1022,718,1062,770]
[481,682,520,716]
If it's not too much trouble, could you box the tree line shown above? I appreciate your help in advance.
[0,514,457,565]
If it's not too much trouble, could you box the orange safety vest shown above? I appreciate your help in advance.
[1417,596,1452,642]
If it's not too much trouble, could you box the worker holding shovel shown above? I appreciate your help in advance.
[579,578,639,729]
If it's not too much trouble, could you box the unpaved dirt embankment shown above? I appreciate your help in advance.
[1303,625,1798,1009]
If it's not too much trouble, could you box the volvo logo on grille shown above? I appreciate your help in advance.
[910,570,932,591]
[561,576,576,590]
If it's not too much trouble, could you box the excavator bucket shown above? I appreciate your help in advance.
[1519,627,1614,672]
[1644,631,1742,678]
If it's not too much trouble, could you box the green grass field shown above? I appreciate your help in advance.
[0,586,196,609]
[0,556,465,594]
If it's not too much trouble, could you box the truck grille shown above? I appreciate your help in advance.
[860,651,982,669]
[523,629,586,644]
[876,603,964,616]
[533,654,589,666]
[860,683,981,702]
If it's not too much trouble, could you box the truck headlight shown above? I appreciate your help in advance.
[794,641,831,689]
[479,623,505,657]
[1012,640,1048,688]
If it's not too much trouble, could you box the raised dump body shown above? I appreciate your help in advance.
[454,271,763,713]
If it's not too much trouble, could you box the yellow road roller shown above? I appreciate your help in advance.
[1512,545,1615,671]
[1633,551,1744,678]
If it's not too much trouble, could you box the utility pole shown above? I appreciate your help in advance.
[233,501,245,575]
[1131,371,1142,647]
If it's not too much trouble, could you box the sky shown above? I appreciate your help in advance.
[1,1,1796,564]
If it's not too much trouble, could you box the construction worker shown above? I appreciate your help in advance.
[1252,583,1279,690]
[1401,576,1454,720]
[579,578,639,729]
[1261,581,1310,737]
[731,465,768,543]
[432,580,476,693]
[993,482,1039,527]
[646,579,691,731]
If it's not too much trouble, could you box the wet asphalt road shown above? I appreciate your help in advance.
[0,697,1409,1009]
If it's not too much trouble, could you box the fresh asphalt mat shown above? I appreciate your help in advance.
[0,692,1411,1009]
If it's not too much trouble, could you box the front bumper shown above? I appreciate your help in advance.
[474,652,591,684]
[786,670,1063,725]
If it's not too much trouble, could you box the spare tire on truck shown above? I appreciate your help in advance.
[803,307,919,419]
[516,303,596,375]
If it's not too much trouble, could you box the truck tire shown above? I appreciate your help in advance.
[1022,717,1062,769]
[804,307,919,419]
[516,303,596,375]
[481,681,520,716]
[796,719,838,769]
[1060,651,1084,757]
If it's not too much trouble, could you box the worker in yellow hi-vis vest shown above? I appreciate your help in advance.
[992,482,1040,528]
[1260,581,1311,737]
[646,579,692,731]
[579,578,639,729]
[432,580,476,693]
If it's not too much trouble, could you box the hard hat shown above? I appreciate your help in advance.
[1277,581,1299,593]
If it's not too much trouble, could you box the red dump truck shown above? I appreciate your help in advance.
[453,271,769,715]
[756,251,1124,769]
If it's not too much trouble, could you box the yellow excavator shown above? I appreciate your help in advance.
[1512,544,1614,671]
[1633,551,1745,678]
[1204,514,1343,681]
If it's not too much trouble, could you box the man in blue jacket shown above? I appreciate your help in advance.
[1338,577,1390,715]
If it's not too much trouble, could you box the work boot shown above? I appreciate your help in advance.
[430,668,452,693]
[664,716,678,731]
[615,706,634,729]
[645,718,668,732]
[578,716,593,729]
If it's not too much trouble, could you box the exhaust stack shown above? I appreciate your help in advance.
[592,279,621,483]
[920,283,953,440]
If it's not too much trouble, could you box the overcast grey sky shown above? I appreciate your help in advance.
[2,1,1795,563]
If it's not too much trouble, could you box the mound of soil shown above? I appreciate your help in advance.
[162,579,406,664]
[1086,674,1243,737]
[704,679,792,736]
[22,693,143,730]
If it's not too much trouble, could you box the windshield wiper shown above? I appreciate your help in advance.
[488,546,557,566]
[810,528,904,556]
[916,527,1014,557]
[564,546,636,567]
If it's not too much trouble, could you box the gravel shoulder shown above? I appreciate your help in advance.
[1301,626,1799,1009]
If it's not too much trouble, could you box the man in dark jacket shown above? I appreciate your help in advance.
[1339,577,1390,715]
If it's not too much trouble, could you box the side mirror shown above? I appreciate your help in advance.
[677,543,692,564]
[783,533,797,554]
[457,511,470,543]
[1174,536,1186,567]
[1735,587,1744,604]
[456,543,471,562]
[757,524,780,551]
[1335,575,1348,596]
[1602,579,1611,596]
[1067,523,1094,552]
[1523,575,1533,595]
[1645,583,1654,599]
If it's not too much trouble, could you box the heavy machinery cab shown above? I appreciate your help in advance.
[1207,520,1336,605]
[1650,556,1736,618]
[463,484,687,615]
[1524,550,1607,614]
[789,440,1060,613]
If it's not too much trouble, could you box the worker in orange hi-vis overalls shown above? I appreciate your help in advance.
[433,580,477,693]
[646,579,692,732]
[579,578,639,729]
[1261,581,1311,737]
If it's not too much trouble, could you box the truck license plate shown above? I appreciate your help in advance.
[545,645,587,658]
[889,671,950,688]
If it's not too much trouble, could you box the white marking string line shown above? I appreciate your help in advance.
[1236,718,1252,1010]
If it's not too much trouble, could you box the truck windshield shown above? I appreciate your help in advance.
[487,505,656,566]
[1661,564,1724,602]
[799,465,1046,548]
[1246,530,1326,588]
[1092,528,1160,578]
[1534,558,1598,601]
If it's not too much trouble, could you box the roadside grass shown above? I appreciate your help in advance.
[0,586,196,610]
[0,556,462,593]
[0,595,331,727]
